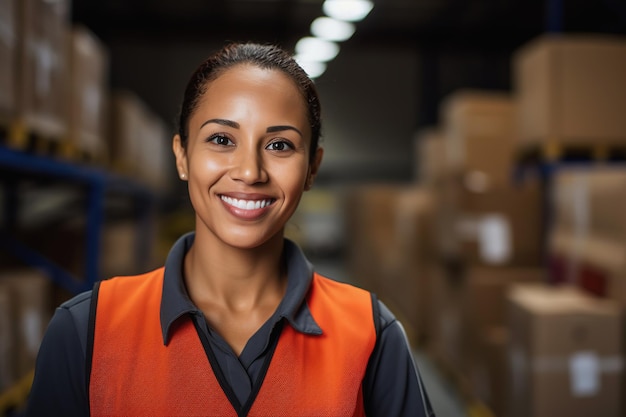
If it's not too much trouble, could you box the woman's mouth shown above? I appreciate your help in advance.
[220,195,275,210]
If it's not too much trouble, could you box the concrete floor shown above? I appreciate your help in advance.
[414,350,468,417]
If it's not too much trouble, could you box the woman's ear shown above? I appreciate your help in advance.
[172,134,189,181]
[305,147,324,191]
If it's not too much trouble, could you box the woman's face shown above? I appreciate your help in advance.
[174,64,322,249]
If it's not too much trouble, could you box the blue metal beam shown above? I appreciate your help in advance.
[0,144,156,294]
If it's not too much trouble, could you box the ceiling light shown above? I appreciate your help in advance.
[311,17,355,42]
[295,37,340,62]
[323,0,374,22]
[294,57,327,79]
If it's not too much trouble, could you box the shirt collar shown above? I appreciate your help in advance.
[160,232,322,345]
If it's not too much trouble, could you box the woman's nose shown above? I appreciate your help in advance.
[229,146,268,184]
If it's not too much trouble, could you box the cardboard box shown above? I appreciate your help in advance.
[552,166,626,242]
[463,266,546,332]
[0,0,17,119]
[431,265,545,377]
[438,178,544,267]
[440,90,516,188]
[136,112,172,192]
[343,185,437,345]
[109,90,147,177]
[414,127,446,185]
[16,0,70,140]
[459,267,545,415]
[109,90,173,192]
[0,268,52,380]
[514,34,626,146]
[68,25,109,161]
[507,283,623,417]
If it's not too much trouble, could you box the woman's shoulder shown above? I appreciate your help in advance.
[59,289,93,316]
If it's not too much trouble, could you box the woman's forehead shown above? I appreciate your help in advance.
[189,65,310,131]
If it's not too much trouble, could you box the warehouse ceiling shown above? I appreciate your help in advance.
[71,0,626,51]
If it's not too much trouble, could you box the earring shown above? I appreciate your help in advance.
[180,173,186,180]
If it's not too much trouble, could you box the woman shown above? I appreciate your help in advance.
[26,42,434,416]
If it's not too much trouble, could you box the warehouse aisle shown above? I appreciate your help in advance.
[413,351,468,417]
[312,256,468,417]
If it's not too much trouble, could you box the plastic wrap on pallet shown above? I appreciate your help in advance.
[109,90,173,192]
[68,24,110,163]
[0,0,17,119]
[16,0,70,141]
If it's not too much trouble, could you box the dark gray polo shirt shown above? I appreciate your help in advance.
[25,233,434,416]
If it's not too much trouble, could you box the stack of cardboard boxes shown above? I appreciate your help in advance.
[344,184,437,346]
[14,0,71,144]
[507,33,626,417]
[0,0,172,399]
[109,89,173,192]
[343,32,626,416]
[423,89,547,416]
[0,0,173,188]
[67,24,110,163]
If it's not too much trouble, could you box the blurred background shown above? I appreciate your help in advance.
[1,0,626,416]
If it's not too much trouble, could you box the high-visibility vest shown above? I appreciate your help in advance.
[89,267,377,417]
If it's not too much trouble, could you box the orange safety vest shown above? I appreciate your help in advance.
[88,267,377,417]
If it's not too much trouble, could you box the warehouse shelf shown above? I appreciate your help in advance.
[0,144,158,294]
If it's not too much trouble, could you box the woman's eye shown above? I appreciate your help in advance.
[208,134,233,146]
[266,141,293,151]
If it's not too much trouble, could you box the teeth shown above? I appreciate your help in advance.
[221,196,273,210]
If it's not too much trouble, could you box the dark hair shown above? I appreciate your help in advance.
[176,42,322,162]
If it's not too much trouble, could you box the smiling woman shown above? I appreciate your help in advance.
[25,42,435,417]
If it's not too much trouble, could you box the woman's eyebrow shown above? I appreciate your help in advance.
[200,118,240,129]
[266,125,303,137]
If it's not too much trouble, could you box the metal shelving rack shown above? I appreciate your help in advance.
[0,144,157,294]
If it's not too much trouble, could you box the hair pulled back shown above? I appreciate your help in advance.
[176,42,322,162]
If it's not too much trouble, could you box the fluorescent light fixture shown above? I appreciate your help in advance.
[295,37,340,62]
[323,0,374,22]
[294,57,327,79]
[311,17,355,42]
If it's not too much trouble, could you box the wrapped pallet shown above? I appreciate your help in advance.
[109,90,147,177]
[15,0,70,142]
[0,0,17,122]
[109,90,173,192]
[137,111,172,192]
[551,166,626,242]
[67,24,110,163]
[549,166,626,302]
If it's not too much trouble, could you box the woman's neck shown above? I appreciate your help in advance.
[183,229,286,312]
